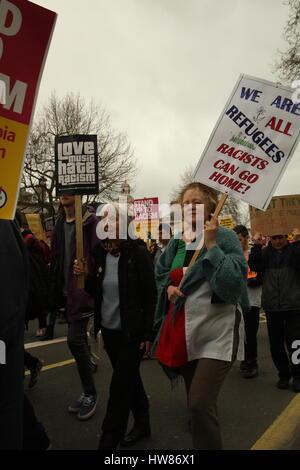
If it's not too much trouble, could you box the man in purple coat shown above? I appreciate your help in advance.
[49,196,99,420]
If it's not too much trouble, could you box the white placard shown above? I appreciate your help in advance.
[194,74,300,210]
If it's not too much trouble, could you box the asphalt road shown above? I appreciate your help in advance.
[24,315,300,451]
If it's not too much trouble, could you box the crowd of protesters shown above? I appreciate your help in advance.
[1,182,300,451]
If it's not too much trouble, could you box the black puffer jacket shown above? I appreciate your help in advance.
[85,239,157,342]
[249,241,300,312]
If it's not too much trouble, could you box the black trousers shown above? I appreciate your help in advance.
[0,325,24,450]
[243,306,260,363]
[23,394,50,450]
[24,350,39,371]
[101,328,150,442]
[265,310,300,379]
[0,220,27,450]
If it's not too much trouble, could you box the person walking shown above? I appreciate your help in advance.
[249,232,300,392]
[74,203,157,450]
[0,219,29,449]
[48,195,99,420]
[153,182,249,450]
[233,225,262,379]
[15,211,49,338]
[22,233,48,388]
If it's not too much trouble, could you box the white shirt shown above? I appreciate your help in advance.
[185,281,244,362]
[247,285,262,308]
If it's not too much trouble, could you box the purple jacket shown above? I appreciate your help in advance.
[50,206,99,322]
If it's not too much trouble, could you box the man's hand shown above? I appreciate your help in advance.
[252,232,264,246]
[73,258,88,277]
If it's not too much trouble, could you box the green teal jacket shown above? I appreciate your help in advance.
[154,226,250,340]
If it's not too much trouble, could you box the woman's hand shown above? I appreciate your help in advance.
[73,258,88,277]
[167,285,185,303]
[204,214,218,250]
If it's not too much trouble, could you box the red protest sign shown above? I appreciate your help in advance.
[133,197,159,221]
[0,0,57,125]
[133,197,160,239]
[0,0,57,219]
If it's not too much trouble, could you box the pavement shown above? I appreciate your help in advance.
[24,315,300,451]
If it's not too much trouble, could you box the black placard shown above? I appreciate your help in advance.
[55,135,99,196]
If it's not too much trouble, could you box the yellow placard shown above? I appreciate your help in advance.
[134,220,159,240]
[25,214,46,241]
[0,117,29,219]
[219,216,234,230]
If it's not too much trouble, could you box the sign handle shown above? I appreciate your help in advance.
[178,192,228,289]
[213,192,228,217]
[75,195,85,289]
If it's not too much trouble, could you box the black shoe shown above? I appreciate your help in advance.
[98,433,119,450]
[293,378,300,393]
[120,425,151,447]
[28,360,44,388]
[41,327,54,341]
[277,377,290,389]
[241,362,258,379]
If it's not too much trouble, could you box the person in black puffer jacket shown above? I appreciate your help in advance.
[74,202,157,450]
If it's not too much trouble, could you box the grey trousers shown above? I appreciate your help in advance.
[180,358,232,450]
[67,317,96,396]
[179,310,241,450]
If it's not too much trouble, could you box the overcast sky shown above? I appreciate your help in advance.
[33,0,296,204]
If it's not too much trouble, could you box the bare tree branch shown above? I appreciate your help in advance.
[21,92,137,214]
[275,0,300,82]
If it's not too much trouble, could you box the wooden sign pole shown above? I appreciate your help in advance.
[178,192,228,288]
[213,192,228,217]
[75,195,85,289]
